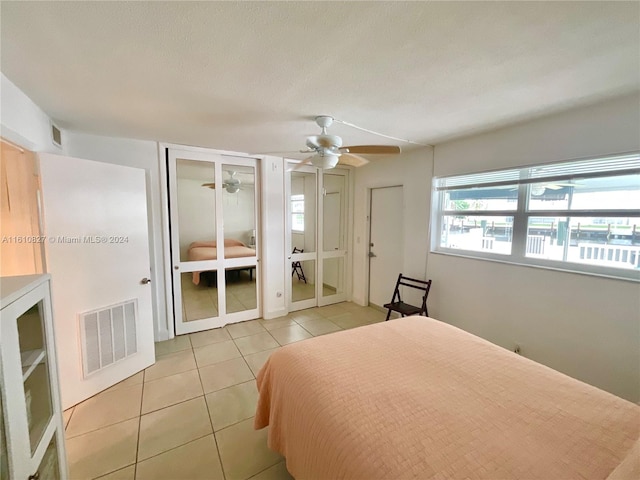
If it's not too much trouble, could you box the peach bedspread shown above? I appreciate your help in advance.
[255,316,639,479]
[188,240,255,285]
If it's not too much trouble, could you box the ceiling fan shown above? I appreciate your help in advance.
[529,182,579,196]
[294,116,401,170]
[201,170,244,193]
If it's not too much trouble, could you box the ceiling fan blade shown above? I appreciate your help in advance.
[306,137,320,150]
[338,153,369,168]
[201,183,216,189]
[289,157,313,171]
[341,145,401,155]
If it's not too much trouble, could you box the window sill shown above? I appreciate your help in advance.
[430,249,640,283]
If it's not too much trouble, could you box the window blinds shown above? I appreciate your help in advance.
[434,152,640,191]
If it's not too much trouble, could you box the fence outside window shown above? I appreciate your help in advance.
[431,153,640,281]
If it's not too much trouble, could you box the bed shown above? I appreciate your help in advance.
[254,316,640,479]
[188,239,256,285]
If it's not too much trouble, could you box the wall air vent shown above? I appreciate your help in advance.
[80,300,138,377]
[51,123,62,148]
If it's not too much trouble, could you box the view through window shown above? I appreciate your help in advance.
[432,153,640,280]
[291,194,305,232]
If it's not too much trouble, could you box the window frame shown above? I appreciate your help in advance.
[291,194,305,233]
[431,153,640,282]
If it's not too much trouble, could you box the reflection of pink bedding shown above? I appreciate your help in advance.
[188,239,255,285]
[255,316,640,480]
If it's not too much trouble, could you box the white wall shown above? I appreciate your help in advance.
[260,156,287,319]
[352,147,434,306]
[221,189,256,243]
[176,178,217,259]
[1,73,63,153]
[429,93,640,402]
[64,132,168,341]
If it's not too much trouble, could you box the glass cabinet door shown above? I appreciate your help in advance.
[17,301,54,455]
[1,276,67,480]
[36,436,61,480]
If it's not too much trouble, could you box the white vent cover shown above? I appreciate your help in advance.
[51,123,62,147]
[80,300,138,377]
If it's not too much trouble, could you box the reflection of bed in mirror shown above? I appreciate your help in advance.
[188,239,256,285]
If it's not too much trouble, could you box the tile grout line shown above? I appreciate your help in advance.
[133,367,146,479]
[64,406,76,432]
[92,463,136,480]
[65,410,142,440]
[196,350,227,480]
[246,462,285,480]
[135,432,213,467]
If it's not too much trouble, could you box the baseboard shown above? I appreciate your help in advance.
[263,309,288,320]
[155,328,170,342]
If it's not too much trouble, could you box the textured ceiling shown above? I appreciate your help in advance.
[1,1,638,156]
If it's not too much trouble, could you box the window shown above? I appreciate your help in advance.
[291,194,305,232]
[431,153,640,281]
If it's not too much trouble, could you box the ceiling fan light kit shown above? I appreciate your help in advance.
[201,170,242,193]
[311,152,340,169]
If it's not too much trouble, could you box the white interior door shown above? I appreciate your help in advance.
[369,186,404,308]
[38,153,154,409]
[168,149,260,334]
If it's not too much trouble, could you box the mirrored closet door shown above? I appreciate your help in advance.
[288,167,318,311]
[168,149,260,334]
[286,164,348,311]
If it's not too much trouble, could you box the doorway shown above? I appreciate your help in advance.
[167,149,260,334]
[0,139,44,276]
[286,165,349,311]
[368,186,404,308]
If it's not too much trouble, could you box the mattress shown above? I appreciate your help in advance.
[254,316,640,479]
[187,239,255,285]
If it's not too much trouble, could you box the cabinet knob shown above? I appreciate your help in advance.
[29,472,40,480]
[140,278,151,285]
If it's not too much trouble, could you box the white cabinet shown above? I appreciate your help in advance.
[0,274,67,479]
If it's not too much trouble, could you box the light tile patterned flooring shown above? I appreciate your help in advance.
[63,302,387,480]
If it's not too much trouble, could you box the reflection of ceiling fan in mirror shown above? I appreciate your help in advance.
[294,116,401,170]
[201,170,251,193]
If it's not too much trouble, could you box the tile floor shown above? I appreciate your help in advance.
[63,302,387,480]
[181,271,338,322]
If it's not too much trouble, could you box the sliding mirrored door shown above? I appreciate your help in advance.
[168,149,259,334]
[319,170,348,305]
[287,166,318,311]
[286,164,349,310]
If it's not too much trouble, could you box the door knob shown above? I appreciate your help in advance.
[140,278,151,285]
